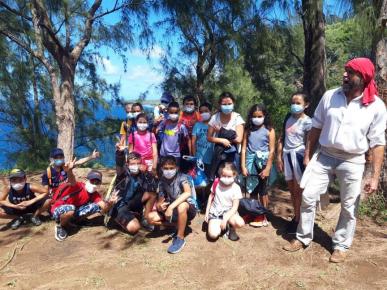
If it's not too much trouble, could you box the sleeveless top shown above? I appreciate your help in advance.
[8,183,34,204]
[247,126,269,153]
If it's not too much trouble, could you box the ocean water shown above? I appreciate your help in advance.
[0,103,156,170]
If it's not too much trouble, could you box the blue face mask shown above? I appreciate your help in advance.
[54,159,64,167]
[221,104,234,114]
[290,104,304,114]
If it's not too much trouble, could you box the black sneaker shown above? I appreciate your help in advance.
[11,216,24,230]
[228,227,240,241]
[286,219,299,235]
[55,225,68,241]
[30,216,42,226]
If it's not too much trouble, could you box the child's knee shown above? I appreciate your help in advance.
[208,221,221,239]
[208,227,221,239]
[60,210,75,220]
[147,211,161,224]
[126,219,141,234]
[177,202,189,214]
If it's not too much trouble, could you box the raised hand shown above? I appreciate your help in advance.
[92,149,100,159]
[109,189,121,205]
[63,156,77,172]
[115,143,127,152]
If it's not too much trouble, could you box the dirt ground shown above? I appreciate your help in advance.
[0,169,386,290]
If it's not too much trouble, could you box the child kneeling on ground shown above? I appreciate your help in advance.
[50,158,119,241]
[204,162,245,241]
[147,156,197,254]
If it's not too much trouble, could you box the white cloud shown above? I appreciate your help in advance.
[100,57,120,75]
[130,45,165,59]
[125,65,163,83]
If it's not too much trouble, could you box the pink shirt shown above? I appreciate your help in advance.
[128,131,156,159]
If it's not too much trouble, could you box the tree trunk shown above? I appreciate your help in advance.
[57,62,76,161]
[48,60,76,161]
[301,0,326,116]
[375,37,387,196]
[195,78,205,104]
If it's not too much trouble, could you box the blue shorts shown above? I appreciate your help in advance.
[52,203,101,222]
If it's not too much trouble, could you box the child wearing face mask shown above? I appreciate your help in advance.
[41,148,100,197]
[192,102,214,172]
[156,102,191,166]
[192,102,214,208]
[128,113,158,175]
[276,93,312,234]
[147,156,197,254]
[204,162,245,241]
[0,169,50,230]
[179,95,202,135]
[109,148,158,235]
[50,159,119,241]
[241,104,276,227]
[120,102,144,146]
[207,92,245,180]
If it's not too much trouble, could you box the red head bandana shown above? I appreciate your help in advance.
[344,57,378,106]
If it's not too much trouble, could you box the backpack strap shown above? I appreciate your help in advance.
[211,178,220,195]
[46,167,52,187]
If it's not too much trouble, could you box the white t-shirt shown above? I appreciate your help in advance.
[209,182,243,217]
[312,87,386,163]
[284,115,312,150]
[208,112,245,132]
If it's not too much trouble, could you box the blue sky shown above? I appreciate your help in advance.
[94,0,345,103]
[94,5,175,102]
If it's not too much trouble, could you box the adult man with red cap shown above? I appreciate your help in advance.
[283,58,386,263]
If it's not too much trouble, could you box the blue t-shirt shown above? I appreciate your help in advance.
[192,122,213,164]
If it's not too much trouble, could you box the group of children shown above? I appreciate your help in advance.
[0,91,312,254]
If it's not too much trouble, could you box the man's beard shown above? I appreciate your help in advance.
[342,79,364,93]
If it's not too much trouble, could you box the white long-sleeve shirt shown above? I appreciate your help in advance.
[312,87,386,163]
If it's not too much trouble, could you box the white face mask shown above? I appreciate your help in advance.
[252,117,265,126]
[220,177,234,186]
[200,112,211,121]
[168,114,179,121]
[163,169,177,179]
[128,164,140,174]
[85,180,99,193]
[137,123,148,131]
[11,182,25,191]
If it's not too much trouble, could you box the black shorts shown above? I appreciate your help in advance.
[1,198,46,216]
[158,202,197,223]
[113,204,143,229]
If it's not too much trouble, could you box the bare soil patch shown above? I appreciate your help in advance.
[0,170,386,289]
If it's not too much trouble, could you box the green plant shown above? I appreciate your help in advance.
[358,193,387,225]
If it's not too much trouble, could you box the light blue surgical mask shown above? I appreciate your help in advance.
[290,104,304,114]
[184,105,195,113]
[127,112,133,119]
[54,159,65,167]
[221,104,234,114]
[163,169,177,179]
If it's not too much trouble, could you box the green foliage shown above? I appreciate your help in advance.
[358,193,387,225]
[206,57,260,118]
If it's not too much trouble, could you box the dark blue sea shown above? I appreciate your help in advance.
[0,102,155,170]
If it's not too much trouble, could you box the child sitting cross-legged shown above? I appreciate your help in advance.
[147,156,197,254]
[204,162,245,241]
